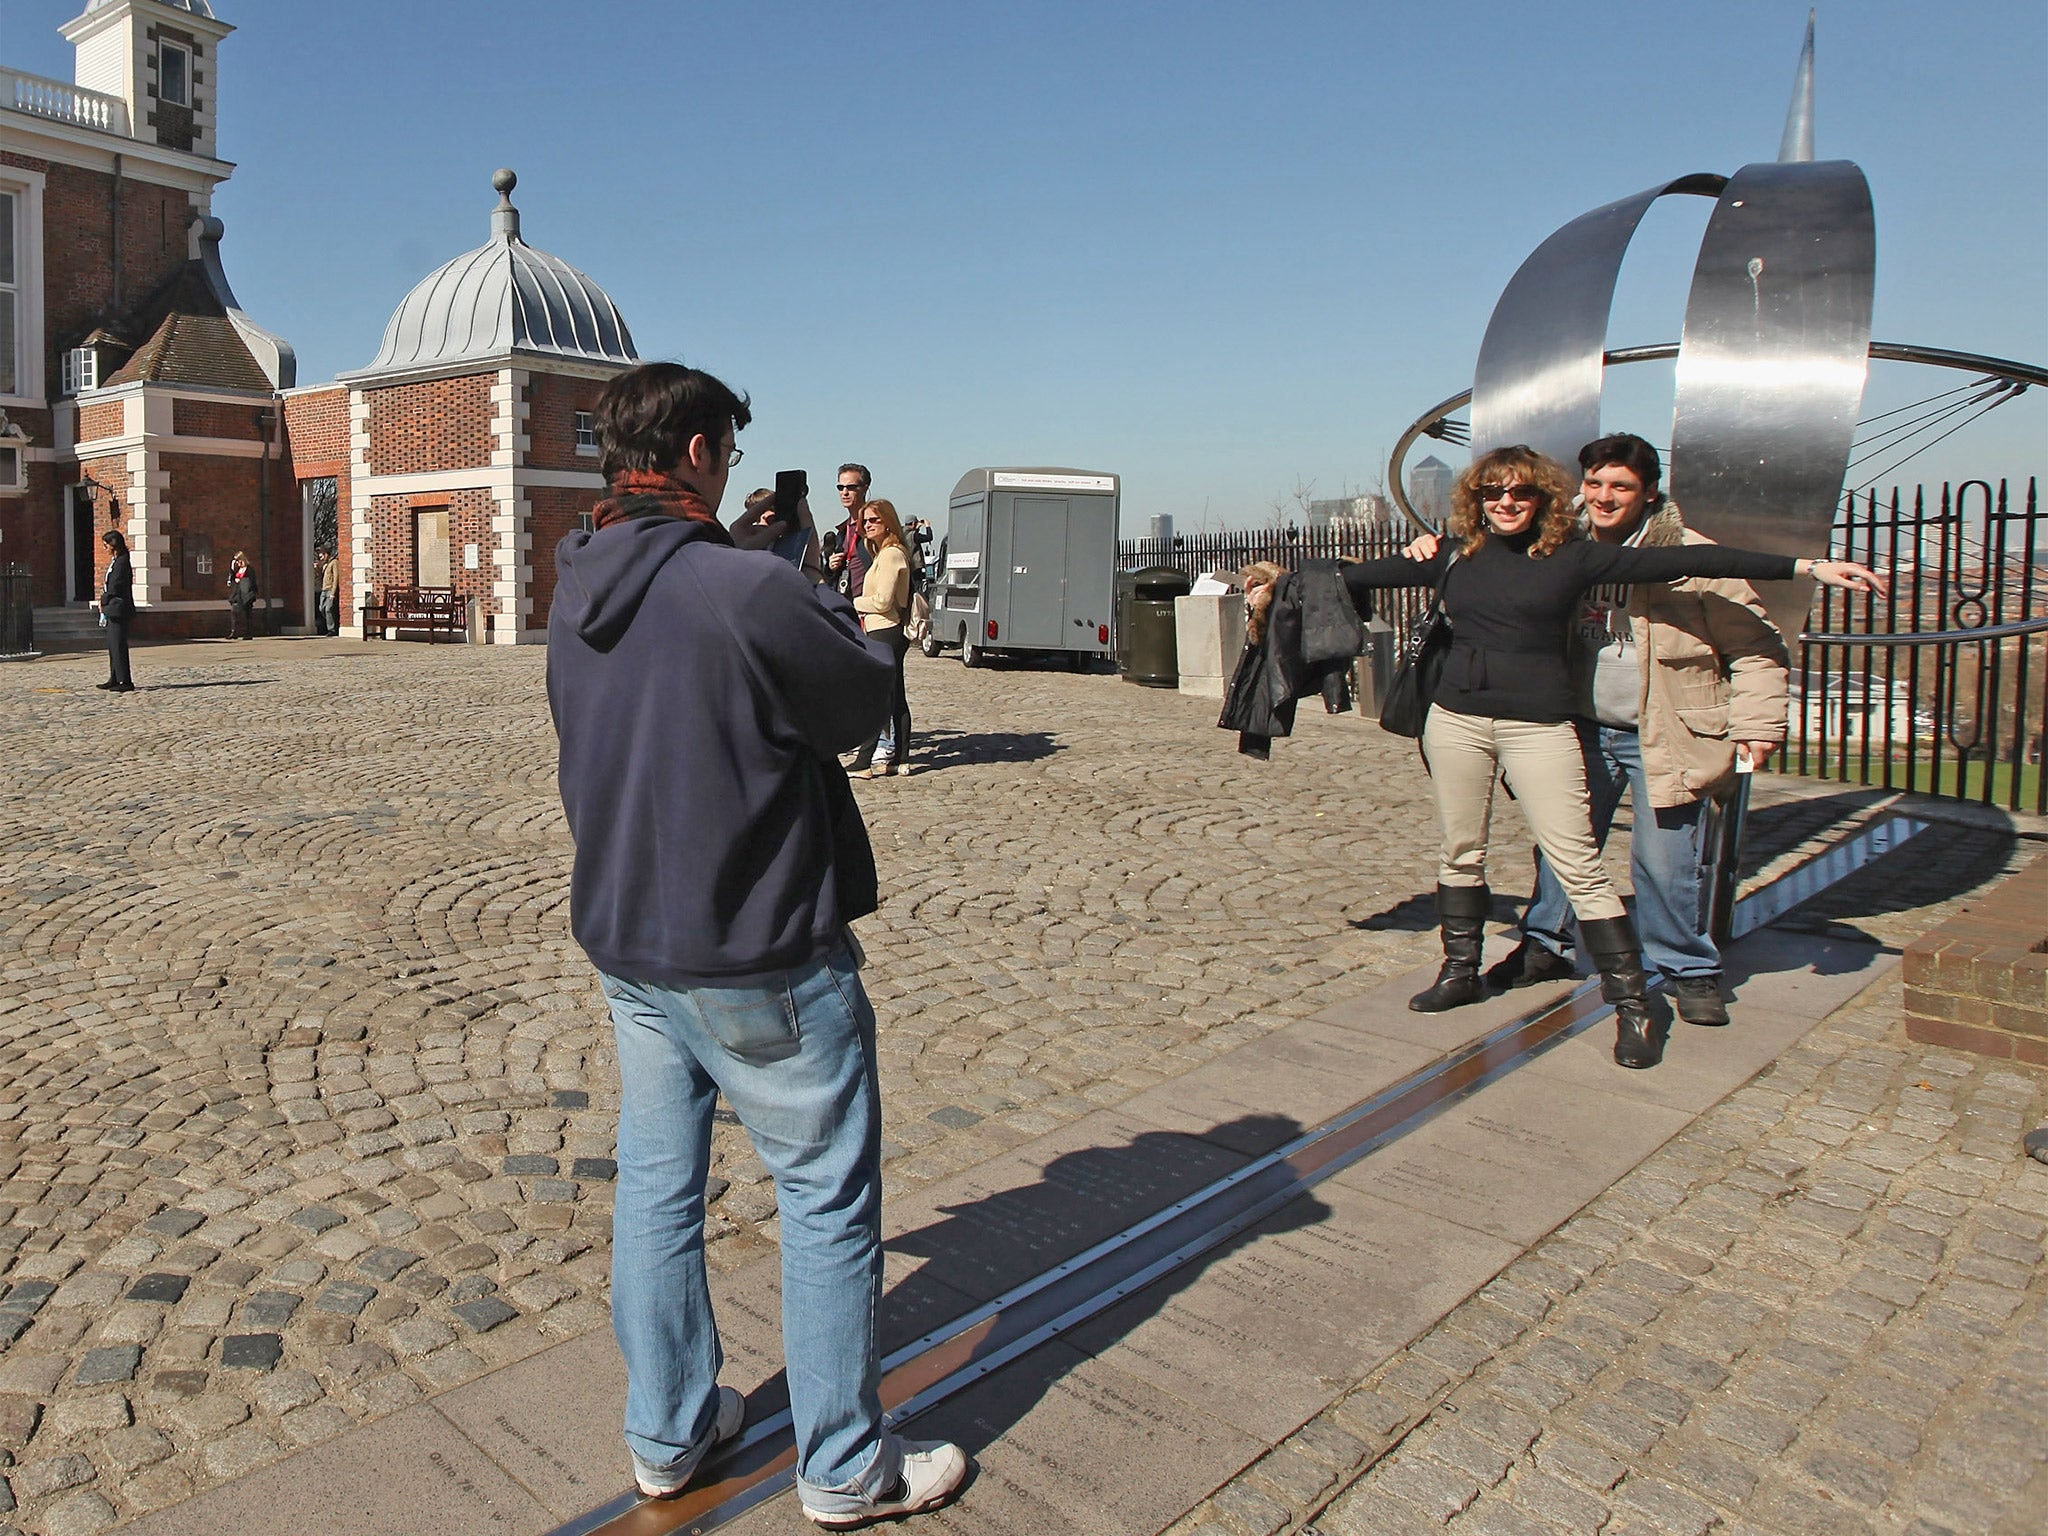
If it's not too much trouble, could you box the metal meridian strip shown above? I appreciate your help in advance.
[1468,175,1725,466]
[551,813,1931,1536]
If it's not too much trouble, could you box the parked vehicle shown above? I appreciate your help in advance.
[925,467,1118,670]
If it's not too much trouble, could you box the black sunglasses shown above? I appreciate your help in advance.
[1479,483,1543,503]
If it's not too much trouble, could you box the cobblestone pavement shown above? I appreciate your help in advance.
[0,638,2038,1536]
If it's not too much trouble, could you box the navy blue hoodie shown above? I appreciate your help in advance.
[547,514,893,988]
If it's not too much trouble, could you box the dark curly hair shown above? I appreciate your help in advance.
[1447,446,1578,559]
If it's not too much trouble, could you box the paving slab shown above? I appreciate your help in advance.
[1309,954,1583,1051]
[433,1326,629,1520]
[1066,1184,1519,1442]
[118,1400,555,1536]
[1114,1016,1441,1152]
[1722,923,1898,1019]
[882,1109,1252,1305]
[1330,1065,1693,1244]
[1525,1002,1836,1114]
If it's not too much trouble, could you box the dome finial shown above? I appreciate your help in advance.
[491,168,520,241]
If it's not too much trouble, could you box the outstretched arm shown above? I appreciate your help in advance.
[1580,541,1886,596]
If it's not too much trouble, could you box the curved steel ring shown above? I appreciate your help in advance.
[1387,340,2048,531]
[1800,613,2048,647]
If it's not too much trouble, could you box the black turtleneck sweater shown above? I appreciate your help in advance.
[1343,533,1797,725]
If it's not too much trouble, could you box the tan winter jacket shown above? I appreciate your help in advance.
[853,543,909,633]
[1590,502,1792,809]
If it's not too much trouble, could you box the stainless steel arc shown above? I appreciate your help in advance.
[1669,159,1876,639]
[1468,175,1724,466]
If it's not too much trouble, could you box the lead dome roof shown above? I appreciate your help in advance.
[347,170,636,381]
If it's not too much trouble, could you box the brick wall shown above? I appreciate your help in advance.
[39,159,196,374]
[158,452,277,609]
[367,487,494,614]
[283,388,348,464]
[1902,853,2048,1065]
[2,458,69,606]
[173,399,265,441]
[526,484,593,629]
[77,455,130,595]
[526,373,608,471]
[366,375,493,475]
[77,400,125,443]
[283,386,353,604]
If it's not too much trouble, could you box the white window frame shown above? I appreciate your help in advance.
[158,41,191,108]
[0,172,45,407]
[0,191,17,401]
[0,445,19,492]
[574,411,597,455]
[61,347,97,397]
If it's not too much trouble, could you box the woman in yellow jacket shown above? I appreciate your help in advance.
[852,499,913,775]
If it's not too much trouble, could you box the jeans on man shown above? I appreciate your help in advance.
[1522,723,1720,979]
[600,945,903,1514]
[317,591,339,635]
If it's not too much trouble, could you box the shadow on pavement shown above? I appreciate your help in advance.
[136,679,279,691]
[876,1113,1327,1457]
[911,727,1063,771]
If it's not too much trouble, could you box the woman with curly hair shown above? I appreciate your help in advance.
[1327,444,1882,1067]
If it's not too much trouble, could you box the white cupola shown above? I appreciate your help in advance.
[344,170,638,382]
[60,0,233,160]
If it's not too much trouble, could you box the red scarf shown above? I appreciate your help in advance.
[590,470,724,533]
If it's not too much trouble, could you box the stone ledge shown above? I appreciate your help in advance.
[1902,851,2048,1062]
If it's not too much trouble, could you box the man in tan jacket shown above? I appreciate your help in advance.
[1486,434,1790,1026]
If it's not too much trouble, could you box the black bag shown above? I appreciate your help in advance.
[1378,551,1458,738]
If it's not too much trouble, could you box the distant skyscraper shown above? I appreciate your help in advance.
[1409,456,1456,525]
[1149,514,1174,542]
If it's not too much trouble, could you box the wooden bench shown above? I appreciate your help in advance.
[361,586,465,643]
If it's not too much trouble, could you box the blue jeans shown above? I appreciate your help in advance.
[1521,724,1721,979]
[600,945,903,1513]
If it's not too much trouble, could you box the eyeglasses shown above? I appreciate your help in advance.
[726,446,745,468]
[838,483,866,494]
[1479,483,1542,503]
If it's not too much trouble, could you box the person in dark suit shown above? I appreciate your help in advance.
[93,528,135,692]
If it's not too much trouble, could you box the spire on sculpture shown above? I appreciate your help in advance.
[1778,10,1816,164]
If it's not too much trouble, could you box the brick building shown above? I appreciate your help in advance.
[296,169,638,643]
[1,0,299,642]
[3,0,638,646]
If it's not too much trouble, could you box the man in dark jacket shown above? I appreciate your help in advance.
[547,364,967,1526]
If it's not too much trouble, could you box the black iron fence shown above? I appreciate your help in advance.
[1119,478,2048,815]
[1799,477,2045,815]
[1117,522,1437,638]
[0,565,30,657]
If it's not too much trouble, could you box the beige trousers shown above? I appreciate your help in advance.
[1420,706,1626,922]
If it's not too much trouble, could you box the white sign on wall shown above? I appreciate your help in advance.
[464,544,479,570]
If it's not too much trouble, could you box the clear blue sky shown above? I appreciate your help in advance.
[8,0,2044,533]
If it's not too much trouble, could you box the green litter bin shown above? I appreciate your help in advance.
[1116,566,1191,687]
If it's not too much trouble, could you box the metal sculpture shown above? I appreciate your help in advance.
[1461,13,1871,640]
[1387,14,2047,937]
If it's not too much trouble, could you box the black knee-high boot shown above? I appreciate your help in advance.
[1580,915,1663,1068]
[1409,884,1490,1013]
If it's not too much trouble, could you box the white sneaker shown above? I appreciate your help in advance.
[635,1384,745,1499]
[801,1439,969,1527]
